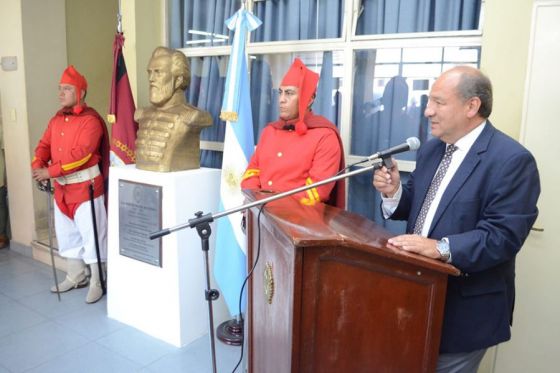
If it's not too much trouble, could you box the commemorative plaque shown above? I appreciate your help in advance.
[118,180,162,266]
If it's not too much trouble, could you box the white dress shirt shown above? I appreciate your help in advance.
[381,121,486,237]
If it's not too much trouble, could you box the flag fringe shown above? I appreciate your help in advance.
[112,138,135,162]
[220,111,239,122]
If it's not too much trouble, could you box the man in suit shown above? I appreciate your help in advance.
[372,66,540,372]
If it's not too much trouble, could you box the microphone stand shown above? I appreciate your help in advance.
[149,157,390,373]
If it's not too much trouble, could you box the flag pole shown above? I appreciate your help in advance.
[108,2,138,166]
[117,0,122,33]
[212,2,261,353]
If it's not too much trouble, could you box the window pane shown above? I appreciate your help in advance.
[402,48,443,63]
[201,150,223,168]
[187,56,228,167]
[444,46,480,63]
[356,0,482,36]
[350,46,481,160]
[186,52,345,167]
[348,168,408,233]
[169,0,242,48]
[249,51,344,140]
[252,0,344,42]
[376,49,402,63]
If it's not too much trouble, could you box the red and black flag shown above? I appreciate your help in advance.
[108,32,137,165]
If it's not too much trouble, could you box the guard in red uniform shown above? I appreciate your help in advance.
[241,58,345,207]
[32,65,110,304]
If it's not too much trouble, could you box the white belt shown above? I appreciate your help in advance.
[56,165,100,185]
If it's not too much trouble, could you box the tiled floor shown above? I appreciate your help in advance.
[0,248,242,373]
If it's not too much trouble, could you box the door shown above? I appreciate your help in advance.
[492,1,560,372]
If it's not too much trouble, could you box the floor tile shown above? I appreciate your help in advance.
[0,248,10,261]
[0,298,46,338]
[0,255,39,278]
[0,292,11,305]
[144,334,243,373]
[0,321,88,372]
[141,348,205,373]
[1,249,242,372]
[193,334,243,373]
[25,341,142,373]
[52,299,125,340]
[0,269,54,300]
[97,326,178,366]
[18,285,91,319]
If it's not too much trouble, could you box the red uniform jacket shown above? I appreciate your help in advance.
[32,106,110,218]
[241,112,345,208]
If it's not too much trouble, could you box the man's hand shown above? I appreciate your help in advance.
[387,234,441,260]
[32,168,50,182]
[372,160,401,197]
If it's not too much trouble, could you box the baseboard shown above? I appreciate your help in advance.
[31,240,67,271]
[9,241,33,258]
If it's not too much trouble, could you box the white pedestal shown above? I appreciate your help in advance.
[107,165,225,347]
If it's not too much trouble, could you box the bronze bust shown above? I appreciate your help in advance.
[135,47,212,172]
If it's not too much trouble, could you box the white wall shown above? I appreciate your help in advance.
[65,0,116,115]
[479,1,541,371]
[0,0,66,249]
[121,0,166,109]
[0,0,118,250]
[22,0,68,243]
[0,1,30,247]
[480,0,533,139]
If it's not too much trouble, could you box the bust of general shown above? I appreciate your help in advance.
[135,46,212,172]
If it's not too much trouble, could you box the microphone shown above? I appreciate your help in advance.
[367,137,421,161]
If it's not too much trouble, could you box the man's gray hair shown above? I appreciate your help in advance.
[456,68,493,118]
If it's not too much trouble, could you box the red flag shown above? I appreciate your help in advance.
[108,33,138,165]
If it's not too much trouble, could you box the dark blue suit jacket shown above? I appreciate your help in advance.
[391,122,540,353]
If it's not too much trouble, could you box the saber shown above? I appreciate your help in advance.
[89,182,106,295]
[39,180,61,301]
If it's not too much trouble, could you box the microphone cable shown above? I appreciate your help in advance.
[232,203,266,373]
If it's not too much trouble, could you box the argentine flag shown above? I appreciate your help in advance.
[214,7,261,316]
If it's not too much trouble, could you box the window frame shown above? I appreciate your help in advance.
[173,0,484,176]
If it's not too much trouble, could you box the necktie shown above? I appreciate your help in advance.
[413,144,458,235]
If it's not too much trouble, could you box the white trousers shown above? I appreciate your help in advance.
[54,196,107,264]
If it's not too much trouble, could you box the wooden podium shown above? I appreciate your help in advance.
[245,191,460,373]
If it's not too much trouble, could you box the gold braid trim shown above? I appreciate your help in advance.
[242,168,260,180]
[62,154,92,171]
[300,177,320,206]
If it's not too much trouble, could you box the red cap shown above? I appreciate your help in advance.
[60,65,88,114]
[281,58,319,135]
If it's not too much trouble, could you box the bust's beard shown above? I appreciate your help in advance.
[149,84,174,106]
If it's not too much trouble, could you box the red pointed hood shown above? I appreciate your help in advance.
[60,65,88,115]
[281,58,319,135]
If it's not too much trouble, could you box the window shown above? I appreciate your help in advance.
[249,51,344,136]
[355,0,481,35]
[251,0,344,42]
[185,55,227,167]
[351,45,481,160]
[169,0,242,47]
[169,0,483,231]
